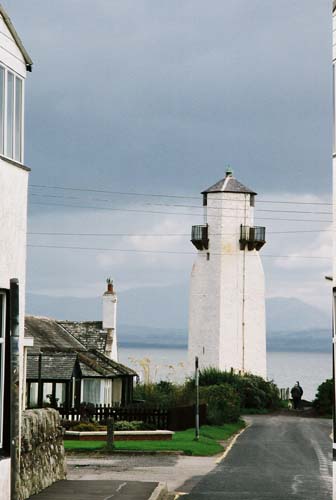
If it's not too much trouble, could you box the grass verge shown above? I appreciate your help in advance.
[64,420,245,456]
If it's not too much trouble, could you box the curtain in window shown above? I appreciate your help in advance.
[103,379,112,405]
[42,382,53,404]
[82,379,101,405]
[55,383,66,406]
[29,382,38,408]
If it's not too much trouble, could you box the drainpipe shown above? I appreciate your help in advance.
[10,278,20,500]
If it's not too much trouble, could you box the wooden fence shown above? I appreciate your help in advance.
[58,403,207,431]
[279,388,290,400]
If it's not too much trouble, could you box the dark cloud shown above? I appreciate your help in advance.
[4,0,332,195]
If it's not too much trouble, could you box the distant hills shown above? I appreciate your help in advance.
[266,297,331,352]
[27,290,331,352]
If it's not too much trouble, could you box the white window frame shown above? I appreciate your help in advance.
[0,292,6,449]
[0,63,24,164]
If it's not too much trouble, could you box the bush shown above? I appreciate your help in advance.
[313,379,332,416]
[133,382,175,407]
[200,384,240,424]
[198,368,280,411]
[71,422,101,432]
[114,420,145,431]
[133,381,195,408]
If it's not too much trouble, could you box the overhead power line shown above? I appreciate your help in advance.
[29,201,332,224]
[27,229,332,237]
[29,193,332,216]
[27,243,330,260]
[29,183,332,207]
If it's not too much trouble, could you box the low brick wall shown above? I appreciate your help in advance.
[18,408,66,500]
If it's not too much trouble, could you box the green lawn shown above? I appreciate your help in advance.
[64,420,245,456]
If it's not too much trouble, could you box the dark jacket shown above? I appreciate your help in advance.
[291,386,301,399]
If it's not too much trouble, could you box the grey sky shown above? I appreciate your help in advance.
[3,0,333,326]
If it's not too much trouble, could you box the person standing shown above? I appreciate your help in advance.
[291,382,302,410]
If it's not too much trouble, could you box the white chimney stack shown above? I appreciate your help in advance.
[102,278,118,361]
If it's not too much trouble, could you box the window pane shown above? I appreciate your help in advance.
[42,382,53,404]
[82,379,100,405]
[55,383,66,407]
[6,72,14,158]
[103,379,112,405]
[0,67,4,154]
[14,77,22,162]
[29,382,38,408]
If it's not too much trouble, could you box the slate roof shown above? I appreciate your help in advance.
[25,316,85,354]
[202,173,256,195]
[0,5,33,70]
[25,316,137,380]
[58,321,107,353]
[27,353,77,380]
[78,350,136,378]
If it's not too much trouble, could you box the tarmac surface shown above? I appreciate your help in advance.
[64,415,332,499]
[27,479,160,500]
[184,415,332,500]
[67,453,216,493]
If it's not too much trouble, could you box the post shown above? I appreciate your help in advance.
[38,352,43,408]
[106,417,115,451]
[10,278,20,500]
[195,356,199,441]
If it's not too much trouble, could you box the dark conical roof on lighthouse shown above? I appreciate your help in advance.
[202,170,257,195]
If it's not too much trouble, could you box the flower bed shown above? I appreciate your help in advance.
[64,430,174,441]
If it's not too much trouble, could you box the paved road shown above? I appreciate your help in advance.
[184,415,332,500]
[27,480,160,500]
[67,454,216,493]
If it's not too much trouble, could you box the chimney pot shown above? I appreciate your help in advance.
[106,277,114,293]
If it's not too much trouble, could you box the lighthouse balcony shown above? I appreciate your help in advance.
[240,225,266,251]
[191,224,209,250]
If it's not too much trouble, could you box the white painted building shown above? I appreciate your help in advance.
[0,6,32,499]
[332,1,336,497]
[188,170,267,378]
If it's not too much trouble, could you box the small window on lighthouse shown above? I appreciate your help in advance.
[250,195,255,207]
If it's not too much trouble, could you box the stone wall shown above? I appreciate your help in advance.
[18,408,66,500]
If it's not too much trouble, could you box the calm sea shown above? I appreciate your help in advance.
[119,347,331,402]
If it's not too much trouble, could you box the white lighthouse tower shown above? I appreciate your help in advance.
[188,170,267,378]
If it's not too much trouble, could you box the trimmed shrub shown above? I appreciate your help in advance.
[313,379,332,416]
[200,384,240,424]
[71,422,101,432]
[114,420,148,431]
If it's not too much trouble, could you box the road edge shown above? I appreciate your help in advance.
[216,420,250,464]
[148,482,168,500]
